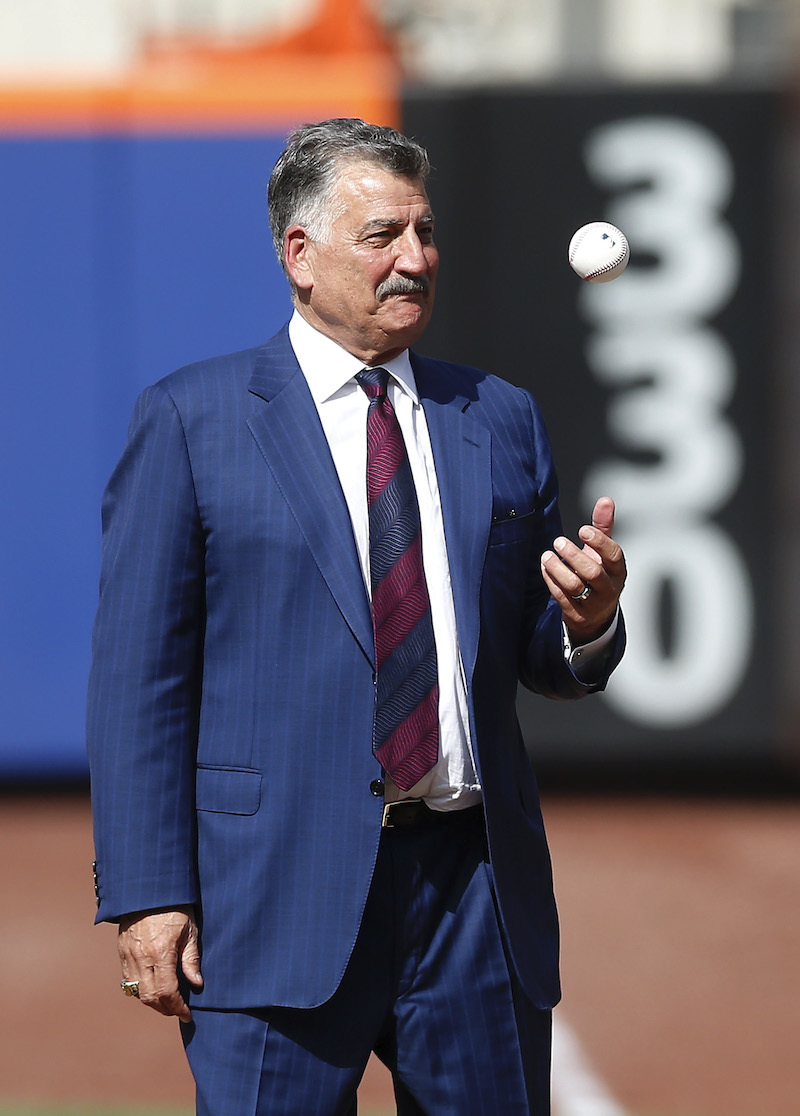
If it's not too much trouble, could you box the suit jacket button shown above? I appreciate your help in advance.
[370,779,385,797]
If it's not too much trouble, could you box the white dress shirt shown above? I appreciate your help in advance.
[288,311,615,809]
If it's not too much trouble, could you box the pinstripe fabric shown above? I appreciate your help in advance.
[87,325,624,1017]
[182,822,552,1115]
[357,368,438,790]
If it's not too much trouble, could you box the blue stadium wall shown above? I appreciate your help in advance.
[0,133,293,777]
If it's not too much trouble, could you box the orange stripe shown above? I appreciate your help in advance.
[0,55,399,134]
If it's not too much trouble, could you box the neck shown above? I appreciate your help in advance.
[292,302,408,366]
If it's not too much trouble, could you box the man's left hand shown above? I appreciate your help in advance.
[540,495,626,645]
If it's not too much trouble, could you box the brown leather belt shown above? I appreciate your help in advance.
[381,799,484,829]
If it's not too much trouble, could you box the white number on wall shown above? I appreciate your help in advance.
[580,117,752,728]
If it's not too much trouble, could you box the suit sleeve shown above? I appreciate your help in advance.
[87,383,205,923]
[516,390,625,699]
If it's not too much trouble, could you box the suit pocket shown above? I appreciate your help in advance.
[196,766,262,815]
[488,508,536,547]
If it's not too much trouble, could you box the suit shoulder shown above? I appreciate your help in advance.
[412,351,537,410]
[154,342,265,398]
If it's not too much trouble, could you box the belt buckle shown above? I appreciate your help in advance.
[381,799,423,828]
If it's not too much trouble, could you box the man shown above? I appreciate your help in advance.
[87,118,626,1115]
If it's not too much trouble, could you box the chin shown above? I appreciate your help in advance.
[386,302,430,334]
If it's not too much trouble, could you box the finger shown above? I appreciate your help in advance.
[541,556,608,637]
[147,959,193,1021]
[118,956,186,1018]
[575,527,626,575]
[590,496,615,536]
[179,929,204,990]
[544,539,624,621]
[553,536,611,586]
[126,954,190,1019]
[541,548,592,602]
[542,553,617,636]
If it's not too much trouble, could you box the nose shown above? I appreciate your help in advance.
[395,229,429,275]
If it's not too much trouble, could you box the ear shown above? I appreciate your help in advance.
[284,225,314,292]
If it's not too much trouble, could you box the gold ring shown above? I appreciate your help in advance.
[120,979,140,998]
[571,585,592,602]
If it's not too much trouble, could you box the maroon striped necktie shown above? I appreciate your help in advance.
[356,368,439,791]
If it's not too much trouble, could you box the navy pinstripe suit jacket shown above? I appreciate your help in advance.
[87,325,624,1012]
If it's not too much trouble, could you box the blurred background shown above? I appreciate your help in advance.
[2,1,800,1113]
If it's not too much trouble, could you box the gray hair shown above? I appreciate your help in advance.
[267,117,431,279]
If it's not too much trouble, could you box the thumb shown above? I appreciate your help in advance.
[591,496,615,536]
[180,927,204,988]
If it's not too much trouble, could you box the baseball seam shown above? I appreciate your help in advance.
[583,251,627,280]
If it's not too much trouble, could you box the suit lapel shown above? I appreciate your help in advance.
[413,355,492,687]
[246,330,374,666]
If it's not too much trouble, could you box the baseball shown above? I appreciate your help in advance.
[568,221,630,283]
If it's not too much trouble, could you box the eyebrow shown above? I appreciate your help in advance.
[359,215,435,234]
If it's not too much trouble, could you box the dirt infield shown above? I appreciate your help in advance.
[2,792,799,1115]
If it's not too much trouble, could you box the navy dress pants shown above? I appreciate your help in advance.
[182,813,552,1115]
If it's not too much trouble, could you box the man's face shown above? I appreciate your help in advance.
[286,161,439,365]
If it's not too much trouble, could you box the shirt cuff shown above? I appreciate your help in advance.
[562,609,619,682]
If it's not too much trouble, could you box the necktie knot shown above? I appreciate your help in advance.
[356,367,390,401]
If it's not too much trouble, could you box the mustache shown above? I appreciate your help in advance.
[376,275,431,301]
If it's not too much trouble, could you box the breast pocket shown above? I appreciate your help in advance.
[488,507,537,548]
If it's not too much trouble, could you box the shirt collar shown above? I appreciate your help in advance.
[288,310,419,406]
